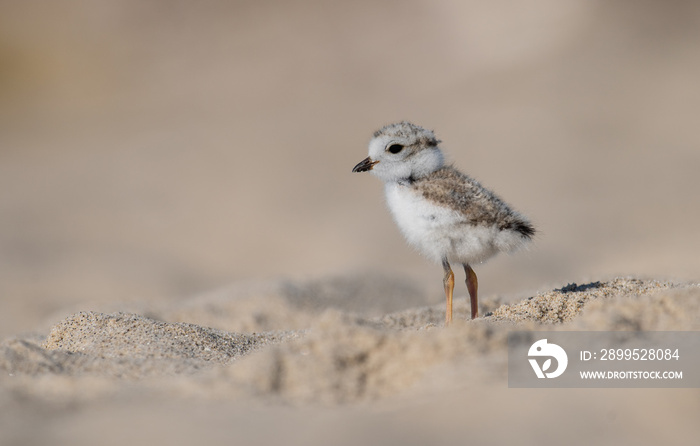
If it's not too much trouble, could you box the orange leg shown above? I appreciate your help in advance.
[464,264,478,319]
[442,259,454,325]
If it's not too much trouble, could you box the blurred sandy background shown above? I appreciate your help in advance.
[1,1,700,444]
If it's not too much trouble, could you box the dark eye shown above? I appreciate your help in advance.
[387,144,404,154]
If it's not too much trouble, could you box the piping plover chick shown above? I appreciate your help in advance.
[352,121,535,324]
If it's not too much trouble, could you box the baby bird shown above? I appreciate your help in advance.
[352,121,535,324]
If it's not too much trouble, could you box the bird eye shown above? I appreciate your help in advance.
[387,144,404,154]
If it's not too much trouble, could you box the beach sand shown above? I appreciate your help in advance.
[2,276,699,445]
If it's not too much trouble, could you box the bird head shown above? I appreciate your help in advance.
[352,121,444,183]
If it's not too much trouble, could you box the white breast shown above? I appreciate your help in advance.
[384,183,504,265]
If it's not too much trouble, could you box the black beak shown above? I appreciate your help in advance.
[352,156,379,173]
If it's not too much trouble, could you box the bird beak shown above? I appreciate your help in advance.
[352,156,379,173]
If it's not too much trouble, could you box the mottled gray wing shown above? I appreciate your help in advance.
[414,166,534,237]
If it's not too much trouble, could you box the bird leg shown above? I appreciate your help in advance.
[464,264,478,319]
[442,259,454,325]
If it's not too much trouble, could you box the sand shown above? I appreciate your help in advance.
[2,276,699,445]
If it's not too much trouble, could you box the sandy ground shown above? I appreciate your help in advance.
[2,1,700,444]
[2,276,700,445]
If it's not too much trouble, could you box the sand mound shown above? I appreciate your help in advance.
[2,276,697,404]
[218,278,699,403]
[1,276,699,446]
[489,277,677,324]
[43,311,289,362]
[3,312,297,380]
